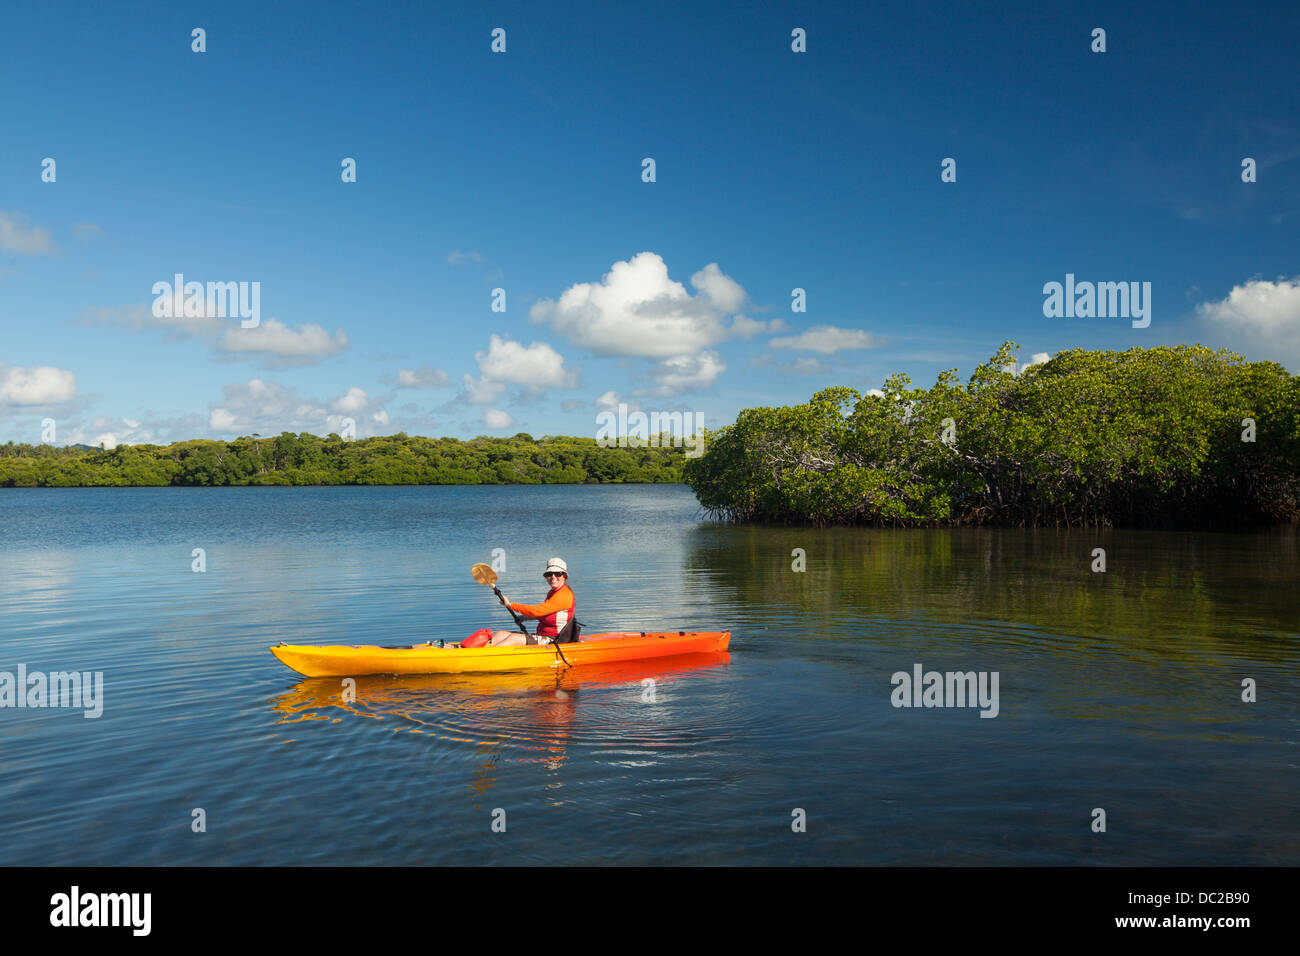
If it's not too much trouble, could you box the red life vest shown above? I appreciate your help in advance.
[535,585,576,638]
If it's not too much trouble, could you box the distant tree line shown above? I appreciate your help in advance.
[0,432,686,487]
[683,343,1300,528]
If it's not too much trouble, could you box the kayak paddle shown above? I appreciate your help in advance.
[470,563,570,666]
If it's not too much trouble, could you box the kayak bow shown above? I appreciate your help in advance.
[271,631,731,677]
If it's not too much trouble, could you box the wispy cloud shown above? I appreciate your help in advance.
[0,211,57,255]
[79,304,348,367]
[208,379,387,436]
[770,325,880,354]
[216,319,349,367]
[390,367,451,388]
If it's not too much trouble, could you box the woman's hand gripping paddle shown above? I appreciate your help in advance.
[470,563,570,666]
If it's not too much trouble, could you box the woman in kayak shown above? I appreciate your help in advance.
[486,558,578,646]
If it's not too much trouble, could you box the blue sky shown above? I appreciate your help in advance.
[2,0,1298,447]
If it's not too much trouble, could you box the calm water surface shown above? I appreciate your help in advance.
[0,485,1296,865]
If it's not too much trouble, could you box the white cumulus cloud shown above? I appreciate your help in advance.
[529,252,749,358]
[1022,351,1051,371]
[461,374,507,405]
[483,408,515,429]
[331,387,369,413]
[644,351,726,397]
[1003,352,1052,376]
[1197,277,1300,367]
[691,262,747,313]
[475,334,577,389]
[0,364,77,406]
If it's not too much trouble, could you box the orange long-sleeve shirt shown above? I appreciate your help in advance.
[509,585,575,619]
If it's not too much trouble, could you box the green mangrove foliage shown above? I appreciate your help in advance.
[683,343,1300,527]
[0,432,686,487]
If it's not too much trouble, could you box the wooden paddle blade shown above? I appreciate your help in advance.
[470,563,498,586]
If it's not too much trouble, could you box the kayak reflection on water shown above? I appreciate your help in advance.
[270,652,730,788]
[270,652,731,723]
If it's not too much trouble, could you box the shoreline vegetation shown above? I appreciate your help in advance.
[6,344,1297,530]
[0,433,687,487]
[683,343,1300,529]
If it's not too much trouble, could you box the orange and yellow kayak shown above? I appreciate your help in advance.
[270,631,731,677]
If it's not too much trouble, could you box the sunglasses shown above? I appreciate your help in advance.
[543,571,566,579]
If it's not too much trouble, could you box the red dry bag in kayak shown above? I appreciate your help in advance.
[461,628,493,648]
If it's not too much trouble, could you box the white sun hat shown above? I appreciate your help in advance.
[544,557,568,575]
